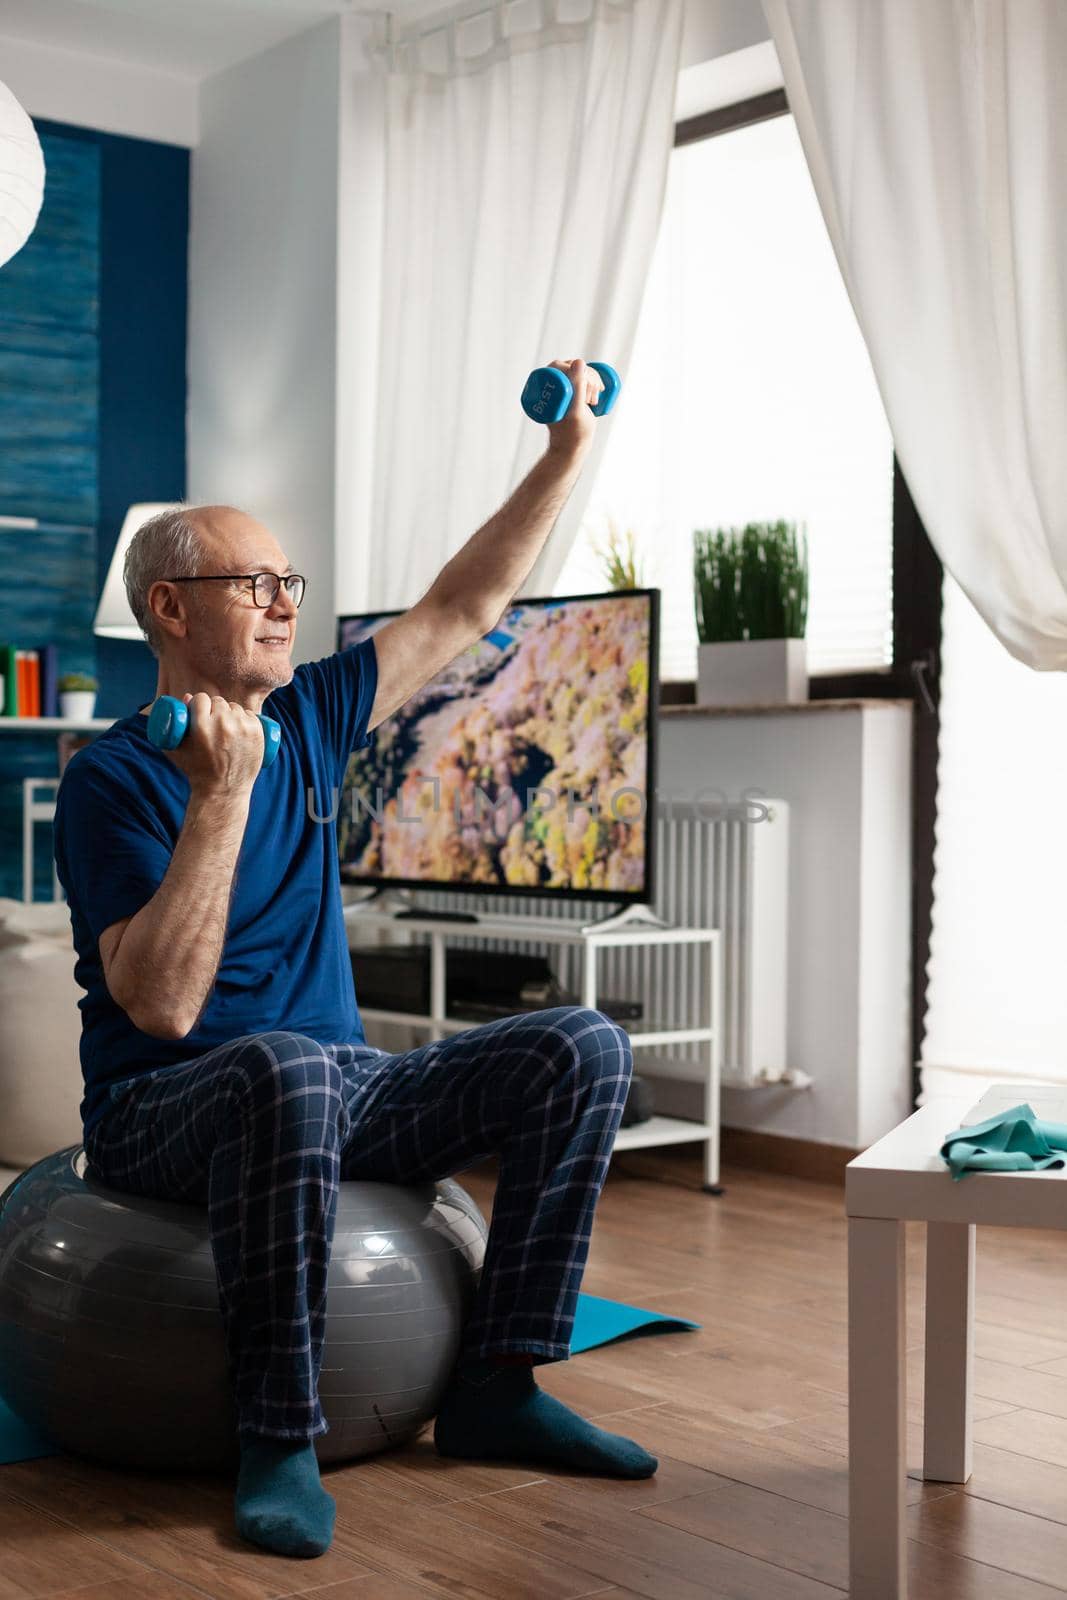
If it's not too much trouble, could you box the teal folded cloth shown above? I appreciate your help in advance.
[940,1103,1067,1181]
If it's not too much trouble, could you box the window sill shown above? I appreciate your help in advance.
[660,697,913,720]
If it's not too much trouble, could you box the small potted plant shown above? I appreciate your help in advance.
[590,513,645,590]
[693,520,808,706]
[58,672,99,721]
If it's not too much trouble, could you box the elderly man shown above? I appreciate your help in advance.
[53,360,656,1562]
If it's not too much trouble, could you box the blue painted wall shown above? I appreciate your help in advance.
[0,120,188,898]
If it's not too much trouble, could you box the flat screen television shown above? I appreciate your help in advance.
[335,588,659,906]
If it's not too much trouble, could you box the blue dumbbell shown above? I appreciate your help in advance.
[146,695,281,769]
[520,361,622,425]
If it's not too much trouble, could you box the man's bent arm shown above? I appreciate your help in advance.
[106,790,251,1039]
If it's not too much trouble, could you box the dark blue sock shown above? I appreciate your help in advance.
[235,1435,336,1558]
[433,1356,658,1478]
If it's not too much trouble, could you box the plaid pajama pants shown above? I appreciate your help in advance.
[82,1005,633,1443]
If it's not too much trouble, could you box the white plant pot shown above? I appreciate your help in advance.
[58,691,97,721]
[696,638,808,708]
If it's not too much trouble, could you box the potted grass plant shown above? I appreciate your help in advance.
[57,671,99,721]
[590,513,644,590]
[693,520,808,706]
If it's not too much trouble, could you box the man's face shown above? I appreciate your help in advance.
[179,508,299,694]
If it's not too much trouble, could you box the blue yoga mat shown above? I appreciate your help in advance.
[569,1292,700,1354]
[0,1292,699,1466]
[0,1396,54,1465]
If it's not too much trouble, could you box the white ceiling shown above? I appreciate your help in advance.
[0,0,438,80]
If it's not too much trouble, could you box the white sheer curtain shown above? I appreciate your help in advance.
[362,0,685,609]
[761,0,1067,672]
[761,0,1067,1099]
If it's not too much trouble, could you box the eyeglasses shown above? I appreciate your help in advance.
[162,572,307,609]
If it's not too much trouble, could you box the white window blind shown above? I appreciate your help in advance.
[921,571,1067,1102]
[556,111,894,683]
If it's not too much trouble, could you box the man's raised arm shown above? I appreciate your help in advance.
[367,358,603,730]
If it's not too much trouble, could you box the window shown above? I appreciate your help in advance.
[920,571,1067,1101]
[556,100,895,684]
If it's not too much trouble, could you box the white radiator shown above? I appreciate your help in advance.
[403,797,790,1089]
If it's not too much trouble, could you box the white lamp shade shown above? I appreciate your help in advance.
[94,503,174,640]
[0,80,45,271]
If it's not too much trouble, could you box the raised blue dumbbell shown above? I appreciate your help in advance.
[146,695,281,769]
[520,361,621,425]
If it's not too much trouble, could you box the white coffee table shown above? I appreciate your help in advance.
[846,1087,1067,1600]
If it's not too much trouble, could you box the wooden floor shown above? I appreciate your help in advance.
[4,1145,1067,1599]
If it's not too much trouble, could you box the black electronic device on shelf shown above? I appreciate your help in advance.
[349,944,643,1025]
[348,944,653,1128]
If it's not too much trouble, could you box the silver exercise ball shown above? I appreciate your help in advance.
[0,1146,487,1473]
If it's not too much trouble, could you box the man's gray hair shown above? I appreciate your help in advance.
[123,504,207,658]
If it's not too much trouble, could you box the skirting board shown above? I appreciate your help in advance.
[614,1129,858,1187]
[722,1127,859,1184]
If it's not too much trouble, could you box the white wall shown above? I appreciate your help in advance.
[857,707,914,1145]
[655,703,914,1150]
[334,14,385,633]
[0,31,197,146]
[680,0,771,71]
[676,39,783,121]
[187,16,343,664]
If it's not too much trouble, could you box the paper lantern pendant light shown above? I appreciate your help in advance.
[0,79,45,270]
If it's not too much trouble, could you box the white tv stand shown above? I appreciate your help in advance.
[343,902,724,1192]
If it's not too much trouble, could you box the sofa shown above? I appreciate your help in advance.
[0,897,84,1172]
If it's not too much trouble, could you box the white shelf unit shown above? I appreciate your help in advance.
[1,720,113,900]
[0,718,113,730]
[343,906,724,1190]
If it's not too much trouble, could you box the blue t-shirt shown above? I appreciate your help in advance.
[53,639,378,1141]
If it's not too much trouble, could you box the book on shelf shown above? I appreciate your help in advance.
[0,643,16,716]
[39,643,58,717]
[0,644,61,717]
[16,651,30,715]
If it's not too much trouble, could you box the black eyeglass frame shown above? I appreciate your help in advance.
[161,572,307,609]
